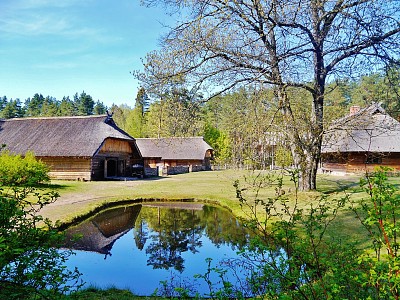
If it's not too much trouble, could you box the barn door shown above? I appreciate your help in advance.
[106,159,117,177]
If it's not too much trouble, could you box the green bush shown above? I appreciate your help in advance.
[0,151,49,187]
[0,151,82,299]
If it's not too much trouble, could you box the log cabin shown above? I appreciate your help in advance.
[135,137,213,175]
[321,103,400,174]
[0,114,142,180]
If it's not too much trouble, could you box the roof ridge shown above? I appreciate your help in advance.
[1,115,107,121]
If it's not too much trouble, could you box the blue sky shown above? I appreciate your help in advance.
[0,0,172,107]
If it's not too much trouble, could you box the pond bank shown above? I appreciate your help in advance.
[39,170,361,230]
[39,171,242,226]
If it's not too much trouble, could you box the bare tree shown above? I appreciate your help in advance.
[135,0,400,190]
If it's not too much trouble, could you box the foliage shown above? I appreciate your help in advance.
[128,87,149,137]
[351,168,400,299]
[65,287,141,300]
[153,168,400,299]
[145,88,204,138]
[0,98,24,119]
[274,146,293,169]
[137,0,400,191]
[0,152,82,299]
[203,123,231,165]
[0,151,49,187]
[74,91,95,116]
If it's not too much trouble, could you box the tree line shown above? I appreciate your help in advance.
[0,91,107,118]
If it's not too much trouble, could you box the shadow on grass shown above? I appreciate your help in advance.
[317,175,362,194]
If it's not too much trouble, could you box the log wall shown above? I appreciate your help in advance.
[41,157,92,181]
[322,152,400,173]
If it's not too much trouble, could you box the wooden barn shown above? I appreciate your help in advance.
[135,137,213,175]
[0,114,142,180]
[64,205,142,255]
[321,103,400,173]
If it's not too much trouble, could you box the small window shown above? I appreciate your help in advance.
[365,153,382,164]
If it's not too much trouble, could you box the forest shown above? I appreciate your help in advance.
[1,69,399,169]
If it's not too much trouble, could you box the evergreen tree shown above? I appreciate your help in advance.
[0,99,24,119]
[76,91,94,116]
[93,100,107,115]
[25,93,44,117]
[59,96,77,116]
[129,87,151,137]
[41,96,59,117]
[0,96,7,112]
[135,87,150,117]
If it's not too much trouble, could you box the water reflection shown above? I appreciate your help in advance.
[63,203,251,295]
[64,205,142,256]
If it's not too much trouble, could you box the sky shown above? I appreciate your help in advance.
[0,0,173,107]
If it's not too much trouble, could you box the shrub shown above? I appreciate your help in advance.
[0,151,49,187]
[186,169,400,299]
[0,151,82,299]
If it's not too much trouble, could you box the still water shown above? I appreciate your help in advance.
[63,202,252,296]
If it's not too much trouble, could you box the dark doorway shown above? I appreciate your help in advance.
[107,159,117,177]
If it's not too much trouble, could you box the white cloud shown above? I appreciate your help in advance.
[1,15,70,36]
[13,0,90,10]
[0,0,100,39]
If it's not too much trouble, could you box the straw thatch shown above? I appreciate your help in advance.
[0,115,134,157]
[321,103,400,173]
[136,137,213,160]
[322,103,400,153]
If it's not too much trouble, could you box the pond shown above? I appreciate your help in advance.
[63,202,253,296]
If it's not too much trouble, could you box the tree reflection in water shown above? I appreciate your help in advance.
[133,203,251,272]
[63,202,253,295]
[142,207,203,271]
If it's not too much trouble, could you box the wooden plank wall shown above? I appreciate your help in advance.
[98,138,132,154]
[41,157,92,181]
[322,152,400,173]
[94,138,137,179]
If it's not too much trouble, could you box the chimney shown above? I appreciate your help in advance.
[349,105,361,115]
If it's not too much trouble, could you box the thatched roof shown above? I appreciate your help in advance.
[322,103,400,153]
[63,205,141,255]
[0,115,134,157]
[136,137,213,160]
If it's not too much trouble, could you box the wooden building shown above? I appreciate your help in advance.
[321,103,400,173]
[135,137,213,175]
[64,205,142,255]
[0,114,141,180]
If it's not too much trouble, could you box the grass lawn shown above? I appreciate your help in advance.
[39,170,360,222]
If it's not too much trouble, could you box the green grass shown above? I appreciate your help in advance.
[39,170,368,222]
[61,286,152,300]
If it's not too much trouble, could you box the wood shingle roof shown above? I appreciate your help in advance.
[0,115,134,157]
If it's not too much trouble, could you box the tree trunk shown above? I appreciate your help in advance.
[299,152,319,191]
[278,87,322,191]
